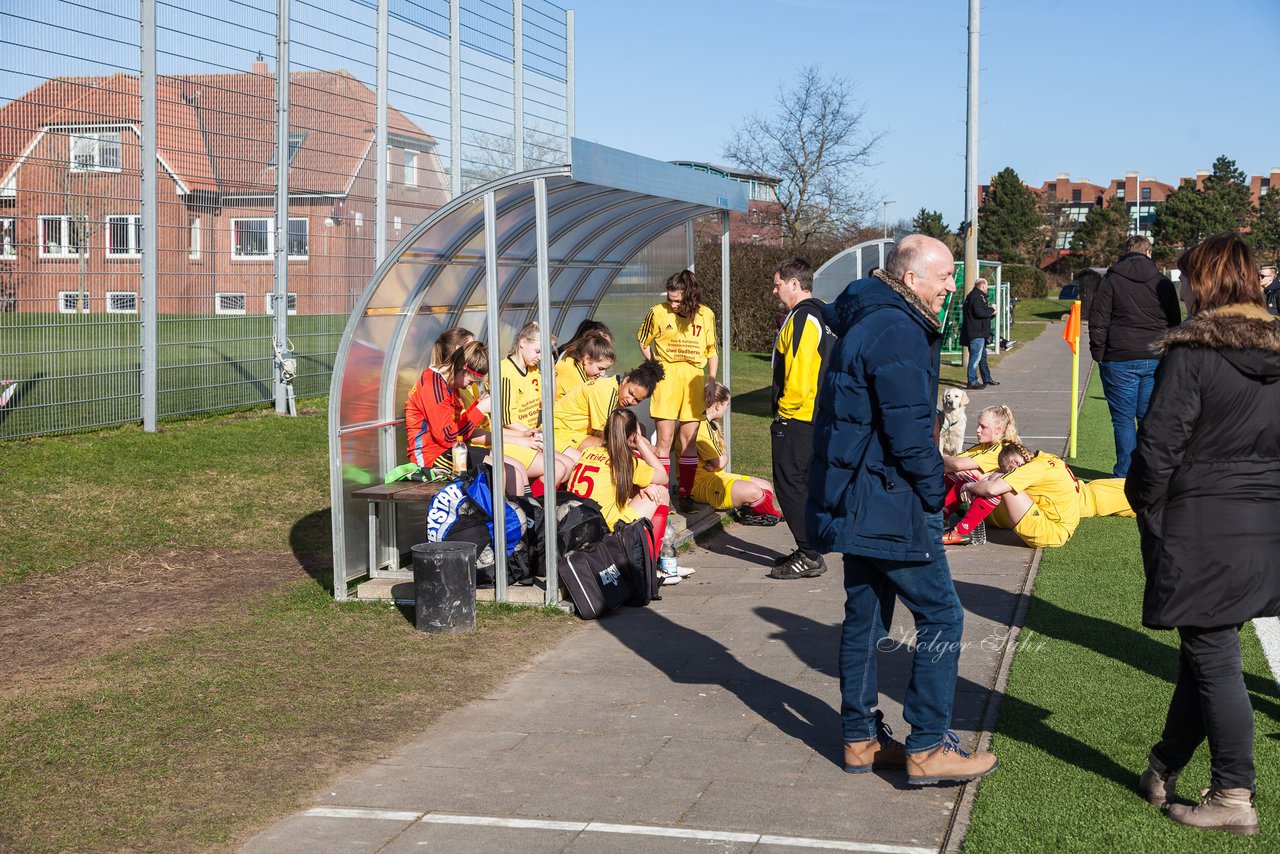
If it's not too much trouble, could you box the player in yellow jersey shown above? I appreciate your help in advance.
[953,442,1084,548]
[939,405,1021,544]
[638,270,718,511]
[552,359,665,457]
[495,321,573,493]
[555,330,614,401]
[689,383,783,525]
[566,409,671,561]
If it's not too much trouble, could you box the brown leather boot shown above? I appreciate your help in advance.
[1166,786,1259,835]
[1137,752,1180,807]
[844,720,907,774]
[906,732,998,785]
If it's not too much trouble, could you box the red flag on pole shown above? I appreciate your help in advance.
[1063,301,1081,355]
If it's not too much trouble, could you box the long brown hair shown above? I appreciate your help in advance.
[1178,233,1263,313]
[430,326,474,369]
[440,340,488,385]
[665,269,702,319]
[602,408,639,508]
[560,331,615,366]
[704,380,731,420]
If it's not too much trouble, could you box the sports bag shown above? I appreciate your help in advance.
[558,517,659,619]
[426,468,530,586]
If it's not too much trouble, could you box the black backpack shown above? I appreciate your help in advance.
[557,517,659,619]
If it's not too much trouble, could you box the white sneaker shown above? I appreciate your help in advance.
[675,565,696,577]
[660,575,683,586]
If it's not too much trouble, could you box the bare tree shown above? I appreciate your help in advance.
[723,65,881,249]
[465,123,568,189]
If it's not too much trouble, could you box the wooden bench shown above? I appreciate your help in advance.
[351,480,446,578]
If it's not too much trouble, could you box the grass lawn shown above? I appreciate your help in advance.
[0,401,576,852]
[964,370,1280,851]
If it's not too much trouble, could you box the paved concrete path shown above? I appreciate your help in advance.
[245,319,1081,853]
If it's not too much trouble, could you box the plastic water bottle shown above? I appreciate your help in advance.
[659,526,678,576]
[452,440,468,475]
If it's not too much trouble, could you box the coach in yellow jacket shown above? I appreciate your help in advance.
[768,257,835,579]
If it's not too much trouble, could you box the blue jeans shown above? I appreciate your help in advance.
[839,511,965,753]
[1098,359,1157,477]
[967,337,992,385]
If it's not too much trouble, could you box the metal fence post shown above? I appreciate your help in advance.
[139,0,157,432]
[512,0,524,172]
[534,177,559,604]
[272,0,291,414]
[375,0,388,266]
[482,191,508,601]
[565,9,574,145]
[449,0,461,198]
[721,211,731,464]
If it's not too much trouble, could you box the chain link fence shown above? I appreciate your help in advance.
[0,0,569,438]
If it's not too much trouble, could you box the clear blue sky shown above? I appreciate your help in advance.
[572,0,1280,229]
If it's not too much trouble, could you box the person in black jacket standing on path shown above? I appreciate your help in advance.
[1089,235,1181,476]
[961,277,998,390]
[1126,233,1280,836]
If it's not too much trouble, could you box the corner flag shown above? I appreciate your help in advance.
[1062,301,1081,354]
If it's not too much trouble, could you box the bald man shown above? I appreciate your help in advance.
[807,234,999,786]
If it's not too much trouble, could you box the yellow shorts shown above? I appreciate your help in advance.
[992,503,1075,548]
[501,442,539,468]
[691,470,748,511]
[554,431,588,453]
[1080,478,1135,518]
[649,361,707,422]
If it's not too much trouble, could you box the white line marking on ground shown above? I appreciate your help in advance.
[412,812,935,852]
[1252,617,1280,689]
[587,821,758,842]
[757,837,935,853]
[305,807,422,821]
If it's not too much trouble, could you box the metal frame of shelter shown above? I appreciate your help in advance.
[327,139,748,602]
[813,239,1009,360]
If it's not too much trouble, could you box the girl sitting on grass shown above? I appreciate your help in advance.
[687,382,783,525]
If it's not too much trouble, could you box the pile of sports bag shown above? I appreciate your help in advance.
[425,467,660,618]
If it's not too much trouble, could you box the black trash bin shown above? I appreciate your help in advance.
[411,541,477,633]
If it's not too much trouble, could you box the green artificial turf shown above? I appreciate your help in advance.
[964,371,1280,851]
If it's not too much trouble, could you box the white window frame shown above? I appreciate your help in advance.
[393,216,401,231]
[264,292,298,315]
[105,291,138,314]
[57,291,89,313]
[0,218,14,257]
[354,211,363,228]
[231,216,308,260]
[215,292,247,315]
[106,214,142,258]
[39,215,87,258]
[69,130,121,172]
[404,149,419,187]
[189,216,201,259]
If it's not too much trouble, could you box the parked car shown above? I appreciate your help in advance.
[1058,282,1080,301]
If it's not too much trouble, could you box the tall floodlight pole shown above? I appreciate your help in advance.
[882,200,894,239]
[963,0,980,297]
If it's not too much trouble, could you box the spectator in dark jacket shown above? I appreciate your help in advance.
[807,234,998,787]
[961,277,998,389]
[1260,264,1280,315]
[1089,235,1181,476]
[1126,233,1279,836]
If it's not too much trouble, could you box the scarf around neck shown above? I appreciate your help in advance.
[873,268,943,330]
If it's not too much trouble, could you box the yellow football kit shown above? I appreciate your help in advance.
[567,445,654,529]
[555,356,590,402]
[689,418,747,510]
[772,300,831,422]
[1080,478,1136,518]
[500,356,542,429]
[552,376,619,452]
[958,442,1002,473]
[990,452,1082,548]
[638,303,717,421]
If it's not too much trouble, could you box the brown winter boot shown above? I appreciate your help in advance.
[1166,786,1259,835]
[1137,752,1181,807]
[906,732,998,786]
[844,719,907,774]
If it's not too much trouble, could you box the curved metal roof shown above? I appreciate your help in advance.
[326,141,746,599]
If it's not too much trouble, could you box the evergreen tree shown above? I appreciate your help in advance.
[1201,155,1254,235]
[1153,179,1211,248]
[1070,200,1131,267]
[912,208,950,240]
[1249,187,1280,255]
[977,167,1042,263]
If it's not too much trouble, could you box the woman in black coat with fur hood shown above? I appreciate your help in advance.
[1125,233,1280,836]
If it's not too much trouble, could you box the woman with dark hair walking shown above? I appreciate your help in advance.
[637,270,718,511]
[1127,233,1280,836]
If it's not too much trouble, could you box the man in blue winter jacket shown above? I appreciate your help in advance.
[806,234,999,786]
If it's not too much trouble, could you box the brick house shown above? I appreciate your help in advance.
[671,161,785,247]
[0,61,447,316]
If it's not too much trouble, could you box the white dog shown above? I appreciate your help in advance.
[938,387,969,457]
